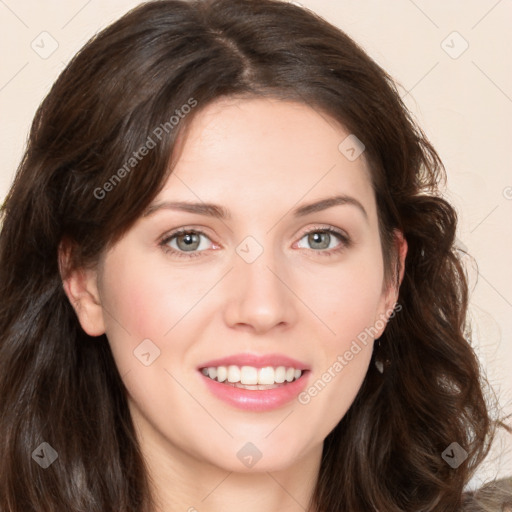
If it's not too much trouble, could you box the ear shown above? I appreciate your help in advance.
[394,229,407,292]
[375,229,408,334]
[58,240,106,337]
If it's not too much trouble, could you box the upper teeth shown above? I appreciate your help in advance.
[201,365,303,385]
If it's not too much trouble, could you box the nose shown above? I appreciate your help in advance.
[222,241,298,334]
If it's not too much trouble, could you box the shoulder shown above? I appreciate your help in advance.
[461,476,512,511]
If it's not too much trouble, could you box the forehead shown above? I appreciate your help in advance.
[161,96,376,221]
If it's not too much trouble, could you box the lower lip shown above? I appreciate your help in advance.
[199,371,310,412]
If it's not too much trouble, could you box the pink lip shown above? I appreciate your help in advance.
[197,353,310,370]
[198,370,311,412]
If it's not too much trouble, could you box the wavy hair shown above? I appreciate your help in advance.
[0,0,507,510]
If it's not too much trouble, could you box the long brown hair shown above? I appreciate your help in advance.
[0,0,507,510]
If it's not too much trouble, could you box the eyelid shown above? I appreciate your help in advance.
[296,223,349,242]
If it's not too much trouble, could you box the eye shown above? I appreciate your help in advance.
[160,228,214,258]
[159,225,351,259]
[295,226,350,257]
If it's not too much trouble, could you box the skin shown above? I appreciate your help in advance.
[62,97,407,512]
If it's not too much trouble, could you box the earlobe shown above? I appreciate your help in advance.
[58,241,106,337]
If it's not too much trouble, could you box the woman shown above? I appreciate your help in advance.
[0,0,509,510]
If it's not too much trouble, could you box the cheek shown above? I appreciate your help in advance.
[98,250,203,374]
[296,249,384,408]
[304,250,386,344]
[296,260,382,436]
[99,248,235,385]
[101,243,385,354]
[101,248,204,335]
[298,339,373,445]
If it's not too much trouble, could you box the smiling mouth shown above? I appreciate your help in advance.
[200,365,307,390]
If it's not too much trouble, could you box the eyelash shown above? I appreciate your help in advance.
[159,225,351,260]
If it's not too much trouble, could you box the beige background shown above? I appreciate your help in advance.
[0,0,510,490]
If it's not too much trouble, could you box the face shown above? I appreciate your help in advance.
[65,97,404,475]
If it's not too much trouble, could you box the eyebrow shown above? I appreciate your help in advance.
[143,194,368,221]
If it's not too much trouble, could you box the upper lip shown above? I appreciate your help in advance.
[198,353,310,371]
